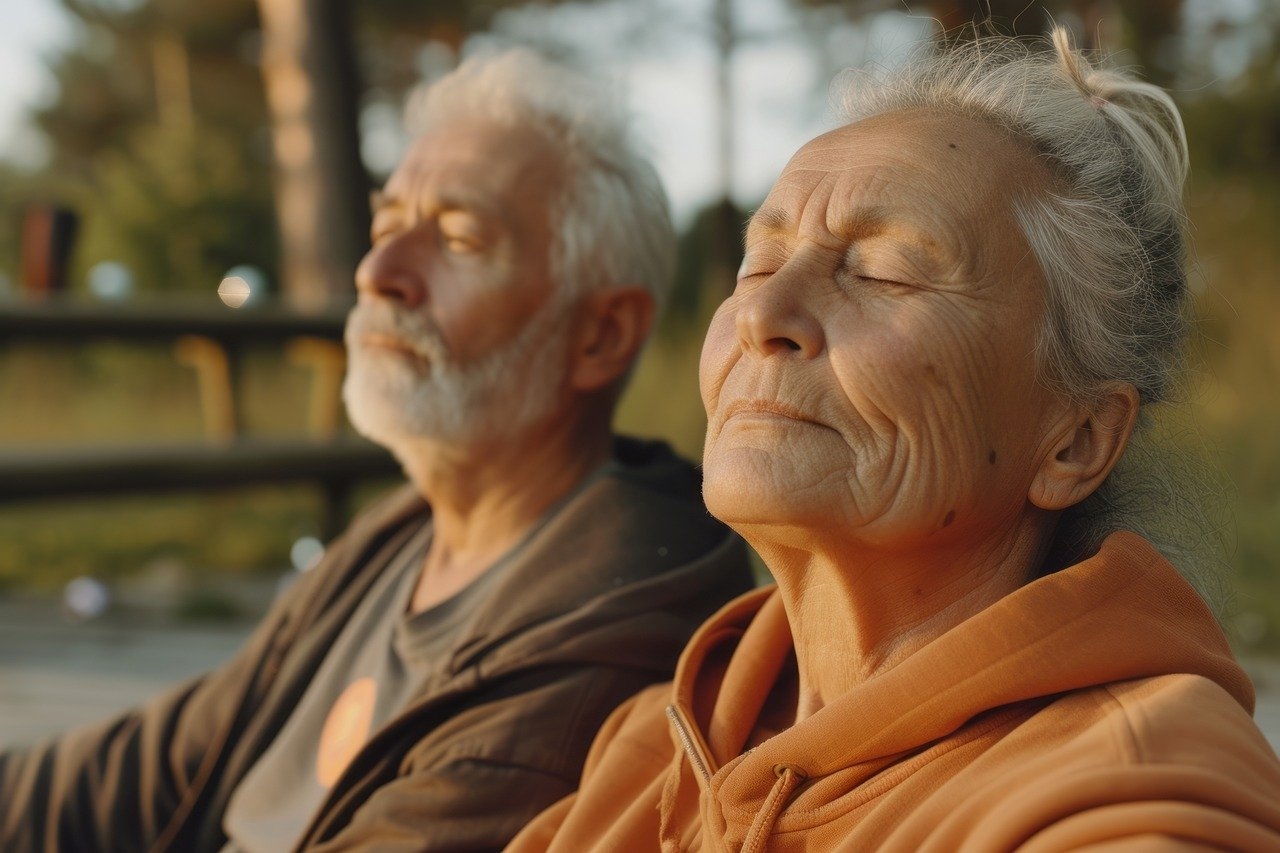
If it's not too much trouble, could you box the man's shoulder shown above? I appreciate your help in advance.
[556,436,729,569]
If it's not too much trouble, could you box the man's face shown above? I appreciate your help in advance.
[342,118,570,447]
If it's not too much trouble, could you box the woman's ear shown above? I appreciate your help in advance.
[1029,382,1140,511]
[568,285,655,393]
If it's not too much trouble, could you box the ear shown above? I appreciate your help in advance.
[568,285,655,393]
[1029,382,1140,511]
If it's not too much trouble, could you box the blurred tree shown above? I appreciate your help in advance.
[254,0,631,307]
[28,0,277,296]
[256,0,367,309]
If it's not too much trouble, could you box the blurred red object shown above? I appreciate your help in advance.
[20,204,79,298]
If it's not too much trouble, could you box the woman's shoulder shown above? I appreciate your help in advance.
[1090,672,1279,771]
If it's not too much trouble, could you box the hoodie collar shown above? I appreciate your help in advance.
[666,532,1250,831]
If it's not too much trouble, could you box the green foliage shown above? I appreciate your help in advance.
[12,0,276,294]
[0,342,382,590]
[73,119,277,294]
[0,488,325,592]
[1184,170,1280,651]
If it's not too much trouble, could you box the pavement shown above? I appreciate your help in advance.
[2,596,1279,754]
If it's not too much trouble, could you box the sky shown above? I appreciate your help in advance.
[0,0,1263,225]
[0,0,932,225]
[0,0,75,169]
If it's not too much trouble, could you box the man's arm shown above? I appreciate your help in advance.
[299,667,672,852]
[0,566,324,853]
[0,488,420,852]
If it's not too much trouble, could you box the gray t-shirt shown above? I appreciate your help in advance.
[221,461,619,852]
[220,522,503,852]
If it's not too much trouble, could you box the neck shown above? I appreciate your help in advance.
[394,403,614,612]
[744,510,1054,722]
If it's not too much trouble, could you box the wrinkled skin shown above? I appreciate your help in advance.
[341,118,619,612]
[699,109,1135,718]
[343,119,570,448]
[354,118,562,367]
[702,108,1063,548]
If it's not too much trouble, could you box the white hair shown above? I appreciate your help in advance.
[406,49,676,314]
[836,28,1188,407]
[832,28,1229,609]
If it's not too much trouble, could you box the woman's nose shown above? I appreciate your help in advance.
[734,265,824,359]
[354,233,427,309]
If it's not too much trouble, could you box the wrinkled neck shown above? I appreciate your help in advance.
[743,511,1054,721]
[396,406,613,612]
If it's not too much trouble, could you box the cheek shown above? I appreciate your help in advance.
[698,303,738,416]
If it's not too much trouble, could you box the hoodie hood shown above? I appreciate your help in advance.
[663,531,1254,847]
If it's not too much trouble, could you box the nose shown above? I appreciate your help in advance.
[734,264,824,359]
[354,232,427,309]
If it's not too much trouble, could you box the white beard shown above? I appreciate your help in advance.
[342,296,572,448]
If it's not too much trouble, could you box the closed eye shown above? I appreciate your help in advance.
[439,210,486,255]
[442,234,483,254]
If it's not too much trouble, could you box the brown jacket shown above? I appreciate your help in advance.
[0,437,753,852]
[512,532,1280,852]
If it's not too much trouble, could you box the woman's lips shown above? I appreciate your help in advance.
[723,399,820,425]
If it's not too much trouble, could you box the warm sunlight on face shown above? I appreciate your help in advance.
[699,109,1070,550]
[342,119,572,446]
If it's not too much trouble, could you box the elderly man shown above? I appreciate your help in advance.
[0,51,751,851]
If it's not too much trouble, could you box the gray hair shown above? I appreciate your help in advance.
[406,49,676,315]
[833,29,1228,609]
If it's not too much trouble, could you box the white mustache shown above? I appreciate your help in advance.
[345,302,449,365]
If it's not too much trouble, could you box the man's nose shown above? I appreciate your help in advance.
[354,234,427,309]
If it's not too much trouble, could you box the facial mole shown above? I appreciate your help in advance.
[943,510,956,527]
[988,450,997,465]
[948,142,958,149]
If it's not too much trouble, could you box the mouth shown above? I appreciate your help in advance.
[722,399,821,426]
[356,333,431,366]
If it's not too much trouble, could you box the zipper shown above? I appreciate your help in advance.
[665,704,713,785]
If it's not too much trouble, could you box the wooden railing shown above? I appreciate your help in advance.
[0,299,401,538]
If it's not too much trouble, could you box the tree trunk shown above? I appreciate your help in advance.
[256,0,370,310]
[712,0,741,295]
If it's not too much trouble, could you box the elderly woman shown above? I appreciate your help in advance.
[508,29,1280,852]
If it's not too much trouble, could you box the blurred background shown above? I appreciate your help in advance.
[0,0,1277,743]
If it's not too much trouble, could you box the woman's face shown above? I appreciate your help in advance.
[700,108,1070,550]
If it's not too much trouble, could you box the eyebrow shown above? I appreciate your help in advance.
[830,206,890,241]
[745,207,792,241]
[369,188,496,222]
[746,202,947,274]
[745,205,890,242]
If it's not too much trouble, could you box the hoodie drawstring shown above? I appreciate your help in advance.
[666,704,714,785]
[741,763,805,853]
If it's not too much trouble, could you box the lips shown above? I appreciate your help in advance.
[722,399,819,425]
[359,332,424,357]
[345,303,447,366]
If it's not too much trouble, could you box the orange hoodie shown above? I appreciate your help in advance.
[510,532,1280,851]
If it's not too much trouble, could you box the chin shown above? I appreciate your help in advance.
[701,447,816,528]
[343,375,416,448]
[343,359,446,442]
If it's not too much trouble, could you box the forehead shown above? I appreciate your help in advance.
[756,108,1046,245]
[385,118,564,212]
